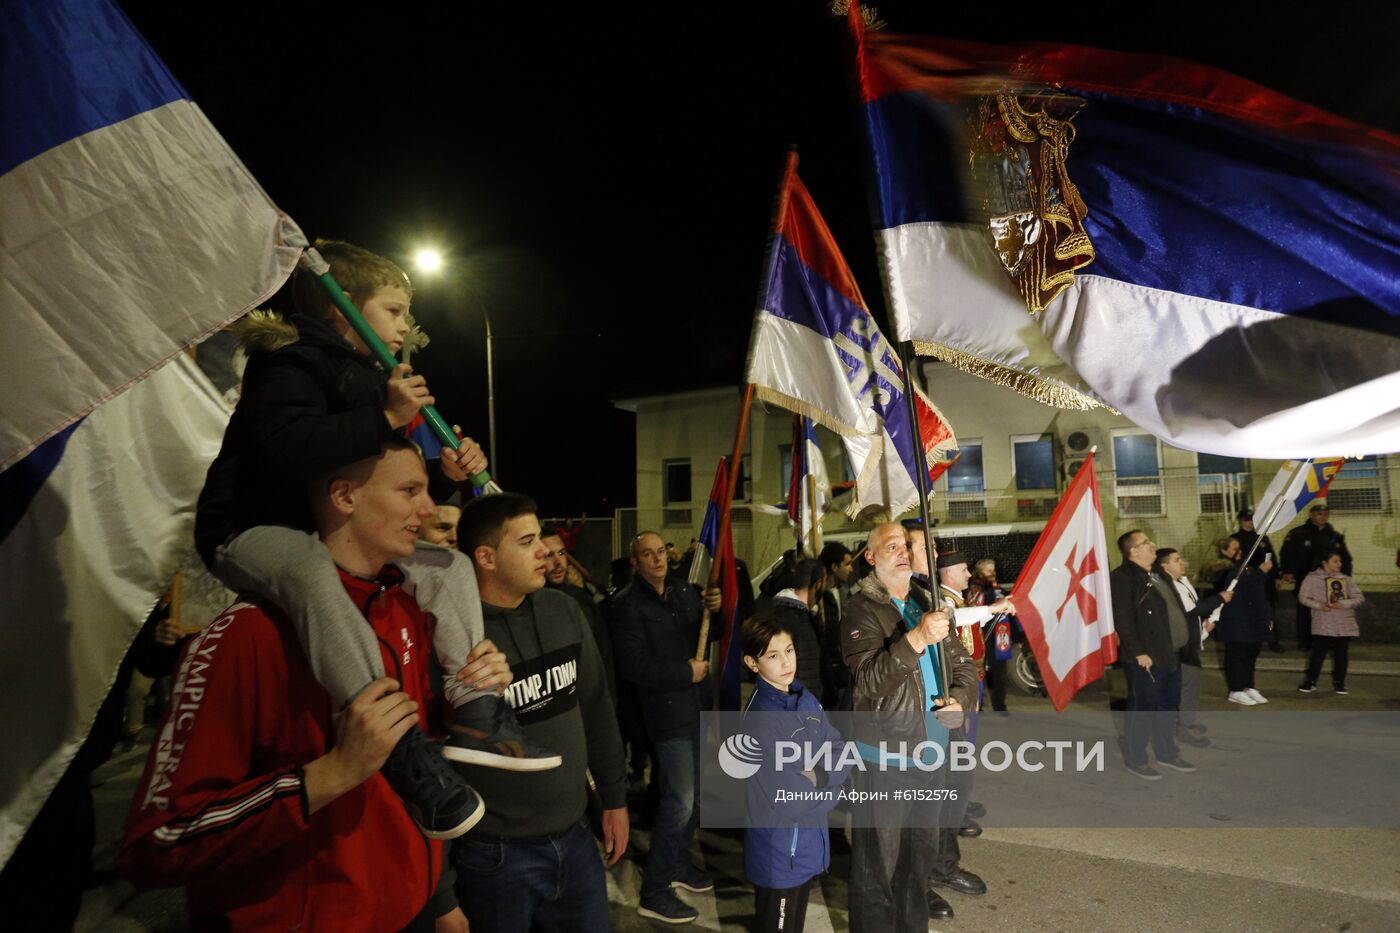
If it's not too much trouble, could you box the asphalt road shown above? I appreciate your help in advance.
[78,649,1400,932]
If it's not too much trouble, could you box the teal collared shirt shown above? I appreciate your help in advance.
[856,593,949,766]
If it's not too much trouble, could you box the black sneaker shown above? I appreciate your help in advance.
[670,863,715,893]
[382,724,485,840]
[1298,681,1317,693]
[1334,684,1349,695]
[638,889,699,924]
[443,694,563,771]
[1158,757,1197,773]
[1125,762,1162,781]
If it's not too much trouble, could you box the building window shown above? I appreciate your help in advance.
[1012,435,1056,490]
[1113,432,1160,480]
[1196,452,1250,516]
[777,444,792,500]
[1197,453,1247,476]
[663,459,691,505]
[947,442,984,495]
[1112,431,1163,516]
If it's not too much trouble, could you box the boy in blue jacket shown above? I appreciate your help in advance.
[741,615,853,932]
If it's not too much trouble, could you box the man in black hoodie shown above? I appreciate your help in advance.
[452,494,629,930]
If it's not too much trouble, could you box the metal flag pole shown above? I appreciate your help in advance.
[897,340,952,705]
[299,249,499,493]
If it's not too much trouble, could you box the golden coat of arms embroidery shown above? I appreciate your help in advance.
[967,91,1096,313]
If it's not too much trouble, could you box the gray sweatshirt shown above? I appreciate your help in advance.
[466,587,627,837]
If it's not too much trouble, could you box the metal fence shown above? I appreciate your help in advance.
[925,465,1398,588]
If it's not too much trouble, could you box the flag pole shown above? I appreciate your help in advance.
[1232,457,1312,589]
[695,383,756,660]
[897,341,951,704]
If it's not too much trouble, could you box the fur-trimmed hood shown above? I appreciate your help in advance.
[231,310,301,355]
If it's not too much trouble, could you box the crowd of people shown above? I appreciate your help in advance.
[3,241,1369,932]
[1110,504,1363,780]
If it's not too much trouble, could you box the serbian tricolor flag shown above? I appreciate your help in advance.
[0,0,298,868]
[785,416,829,554]
[746,151,956,519]
[852,11,1400,458]
[1011,451,1116,712]
[690,458,745,710]
[1256,458,1348,533]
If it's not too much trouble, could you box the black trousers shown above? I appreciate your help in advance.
[1305,635,1351,686]
[753,880,813,932]
[984,656,1008,711]
[1222,641,1262,692]
[848,758,959,933]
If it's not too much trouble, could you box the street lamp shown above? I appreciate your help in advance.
[410,247,496,474]
[413,249,443,275]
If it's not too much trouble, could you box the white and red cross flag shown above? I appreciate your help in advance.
[1012,451,1116,712]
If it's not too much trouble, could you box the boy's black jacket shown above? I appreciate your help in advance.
[195,313,399,567]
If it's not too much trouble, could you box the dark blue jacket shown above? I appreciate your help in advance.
[610,576,706,742]
[742,677,852,889]
[1213,563,1274,642]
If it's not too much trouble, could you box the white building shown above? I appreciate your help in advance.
[615,362,1399,590]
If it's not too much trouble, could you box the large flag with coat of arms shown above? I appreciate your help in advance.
[849,8,1400,458]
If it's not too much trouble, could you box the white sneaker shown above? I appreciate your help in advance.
[1228,691,1258,706]
[1245,688,1268,704]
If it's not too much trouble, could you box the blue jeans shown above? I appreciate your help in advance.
[452,819,611,932]
[1122,658,1181,768]
[645,732,701,898]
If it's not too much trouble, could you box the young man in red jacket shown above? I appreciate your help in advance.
[120,436,511,931]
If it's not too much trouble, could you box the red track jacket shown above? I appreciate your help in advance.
[119,567,443,931]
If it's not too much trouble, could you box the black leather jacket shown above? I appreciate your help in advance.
[840,574,978,748]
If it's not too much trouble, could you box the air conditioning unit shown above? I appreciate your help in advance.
[1061,428,1102,480]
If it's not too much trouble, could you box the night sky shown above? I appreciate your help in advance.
[121,1,1400,516]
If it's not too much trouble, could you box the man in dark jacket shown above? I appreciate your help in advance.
[611,531,721,925]
[818,542,856,709]
[769,557,827,698]
[1280,502,1353,651]
[1109,530,1199,780]
[541,526,615,697]
[842,523,982,930]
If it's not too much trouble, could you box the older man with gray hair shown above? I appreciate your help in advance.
[841,522,981,930]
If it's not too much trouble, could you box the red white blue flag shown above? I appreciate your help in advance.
[691,458,745,710]
[746,153,956,519]
[852,12,1400,458]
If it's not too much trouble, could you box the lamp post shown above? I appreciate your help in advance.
[484,308,497,475]
[412,247,497,472]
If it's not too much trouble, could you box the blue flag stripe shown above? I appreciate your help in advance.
[0,420,82,546]
[0,0,188,175]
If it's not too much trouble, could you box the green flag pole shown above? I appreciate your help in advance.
[300,248,497,491]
